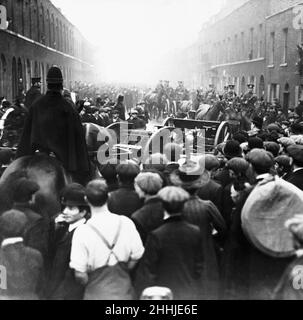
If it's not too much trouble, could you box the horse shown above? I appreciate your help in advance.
[0,122,116,219]
[178,100,193,114]
[144,91,159,120]
[196,101,225,121]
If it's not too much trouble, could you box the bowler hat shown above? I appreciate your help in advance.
[46,66,63,84]
[12,178,40,203]
[61,183,87,207]
[287,145,303,166]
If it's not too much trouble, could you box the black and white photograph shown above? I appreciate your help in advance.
[0,0,303,305]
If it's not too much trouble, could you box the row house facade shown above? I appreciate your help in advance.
[0,0,95,101]
[195,0,303,111]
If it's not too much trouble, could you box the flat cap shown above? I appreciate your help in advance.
[246,149,274,171]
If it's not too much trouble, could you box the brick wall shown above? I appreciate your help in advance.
[0,0,95,101]
[197,0,269,96]
[266,6,302,108]
[193,0,303,108]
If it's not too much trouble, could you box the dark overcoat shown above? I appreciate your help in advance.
[182,196,227,299]
[108,185,143,217]
[46,221,84,300]
[134,216,205,300]
[0,242,43,299]
[197,179,223,213]
[285,169,303,191]
[131,197,164,244]
[24,86,42,110]
[16,91,90,178]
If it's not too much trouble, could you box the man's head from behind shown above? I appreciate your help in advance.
[246,149,274,175]
[116,162,140,185]
[85,180,108,208]
[46,66,63,91]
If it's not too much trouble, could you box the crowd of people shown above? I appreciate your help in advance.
[1,67,303,300]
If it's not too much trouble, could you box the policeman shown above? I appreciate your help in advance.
[24,77,42,110]
[17,66,91,185]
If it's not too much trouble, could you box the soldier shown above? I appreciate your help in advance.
[242,84,258,111]
[175,81,189,101]
[222,85,229,100]
[227,84,237,101]
[25,77,42,110]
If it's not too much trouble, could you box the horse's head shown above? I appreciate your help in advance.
[82,123,116,153]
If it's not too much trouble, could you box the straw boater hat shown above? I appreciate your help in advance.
[170,158,210,190]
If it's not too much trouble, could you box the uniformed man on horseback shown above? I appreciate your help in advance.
[226,84,237,101]
[242,84,258,108]
[16,66,91,185]
[175,81,189,101]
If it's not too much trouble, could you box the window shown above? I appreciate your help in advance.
[227,37,231,62]
[269,32,275,65]
[241,32,245,60]
[270,83,280,102]
[258,24,263,58]
[234,34,238,61]
[223,40,226,63]
[282,28,288,64]
[249,28,254,59]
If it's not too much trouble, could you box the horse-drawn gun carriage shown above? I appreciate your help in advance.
[90,117,236,164]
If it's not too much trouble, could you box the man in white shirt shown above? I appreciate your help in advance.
[70,180,144,299]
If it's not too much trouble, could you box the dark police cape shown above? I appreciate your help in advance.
[16,91,91,181]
